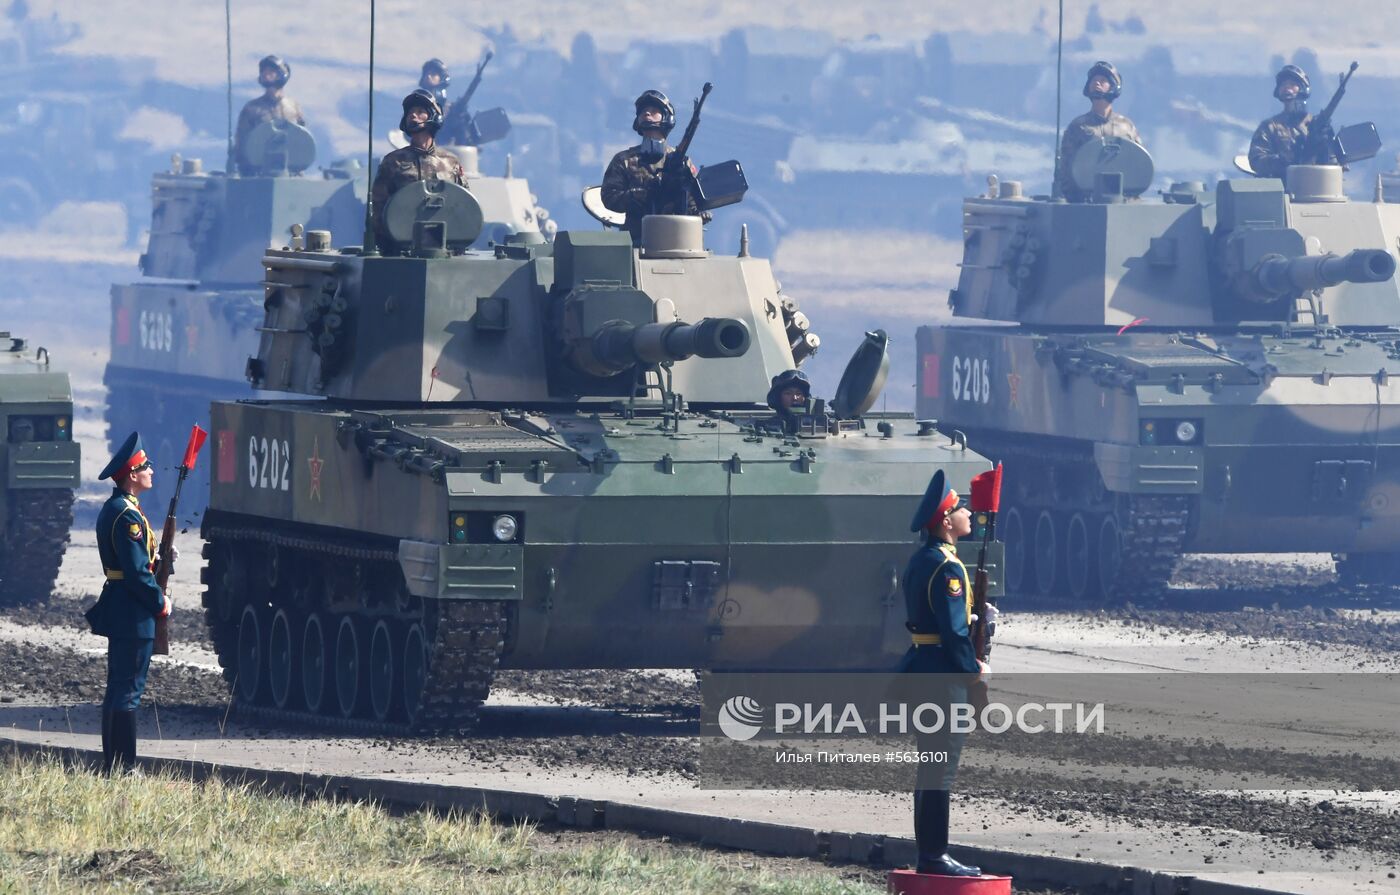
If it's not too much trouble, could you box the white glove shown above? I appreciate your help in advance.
[984,603,1000,624]
[169,544,181,562]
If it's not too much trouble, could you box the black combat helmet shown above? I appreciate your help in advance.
[420,58,451,89]
[1082,60,1122,101]
[632,89,676,137]
[400,88,444,136]
[258,54,291,89]
[1274,64,1311,101]
[766,369,812,412]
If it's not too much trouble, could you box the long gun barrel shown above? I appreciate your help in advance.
[578,317,750,376]
[1252,249,1395,300]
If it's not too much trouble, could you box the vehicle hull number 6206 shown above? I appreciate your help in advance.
[248,435,291,491]
[950,355,992,404]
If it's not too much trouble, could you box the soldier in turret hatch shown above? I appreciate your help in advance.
[601,89,702,247]
[234,55,306,175]
[419,58,451,116]
[1054,61,1142,202]
[371,89,467,251]
[1248,65,1326,179]
[760,369,816,435]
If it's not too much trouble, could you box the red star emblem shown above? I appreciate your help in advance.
[1007,370,1021,408]
[308,437,324,501]
[185,323,200,356]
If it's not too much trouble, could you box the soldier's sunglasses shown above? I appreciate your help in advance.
[131,461,153,473]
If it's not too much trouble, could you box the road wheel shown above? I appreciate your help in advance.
[1033,509,1059,597]
[301,612,330,714]
[368,619,398,723]
[1002,506,1026,595]
[1098,515,1124,603]
[402,623,429,730]
[268,609,298,710]
[1066,512,1094,601]
[334,615,365,719]
[235,604,266,705]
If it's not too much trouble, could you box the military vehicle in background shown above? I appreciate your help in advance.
[106,122,550,515]
[0,330,79,604]
[916,134,1400,603]
[198,182,1002,731]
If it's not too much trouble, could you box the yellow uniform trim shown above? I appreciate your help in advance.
[925,543,973,627]
[105,570,124,580]
[911,633,942,646]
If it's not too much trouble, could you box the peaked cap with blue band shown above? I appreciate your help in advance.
[909,468,960,532]
[100,431,148,481]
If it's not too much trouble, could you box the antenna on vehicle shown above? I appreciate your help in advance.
[224,0,234,176]
[1051,0,1064,198]
[361,0,379,255]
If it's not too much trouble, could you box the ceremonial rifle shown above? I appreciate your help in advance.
[152,424,208,655]
[968,463,1003,663]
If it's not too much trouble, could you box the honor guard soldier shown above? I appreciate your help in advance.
[1248,65,1320,179]
[1054,61,1143,202]
[601,89,703,246]
[234,54,306,175]
[900,469,988,878]
[371,89,467,251]
[85,432,169,775]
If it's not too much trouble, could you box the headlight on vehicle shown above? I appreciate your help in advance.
[492,514,518,542]
[54,416,70,440]
[1174,420,1198,443]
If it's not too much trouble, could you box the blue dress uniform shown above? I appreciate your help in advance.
[899,469,982,878]
[84,432,165,774]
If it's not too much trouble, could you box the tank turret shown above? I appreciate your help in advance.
[950,146,1400,329]
[251,197,789,403]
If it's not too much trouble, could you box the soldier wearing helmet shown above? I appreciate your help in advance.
[233,54,306,175]
[761,369,815,434]
[370,90,468,250]
[601,89,702,246]
[1053,61,1143,202]
[419,58,452,113]
[1248,65,1327,179]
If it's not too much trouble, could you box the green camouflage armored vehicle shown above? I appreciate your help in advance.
[106,124,550,515]
[199,187,1002,732]
[0,332,79,603]
[917,141,1400,603]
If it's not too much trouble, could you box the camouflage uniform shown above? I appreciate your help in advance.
[601,145,700,246]
[370,144,467,248]
[1248,112,1316,179]
[1054,110,1142,202]
[234,93,306,175]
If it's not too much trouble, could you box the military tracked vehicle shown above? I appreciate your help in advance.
[0,333,79,604]
[198,182,1002,732]
[106,123,550,514]
[917,137,1400,603]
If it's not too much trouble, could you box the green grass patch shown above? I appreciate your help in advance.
[0,751,881,894]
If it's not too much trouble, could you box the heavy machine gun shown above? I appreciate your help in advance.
[441,51,510,147]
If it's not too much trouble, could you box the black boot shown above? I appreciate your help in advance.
[100,709,115,776]
[110,710,138,774]
[914,790,981,876]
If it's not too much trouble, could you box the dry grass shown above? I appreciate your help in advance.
[0,752,882,894]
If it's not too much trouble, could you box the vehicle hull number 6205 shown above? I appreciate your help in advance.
[248,435,291,491]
